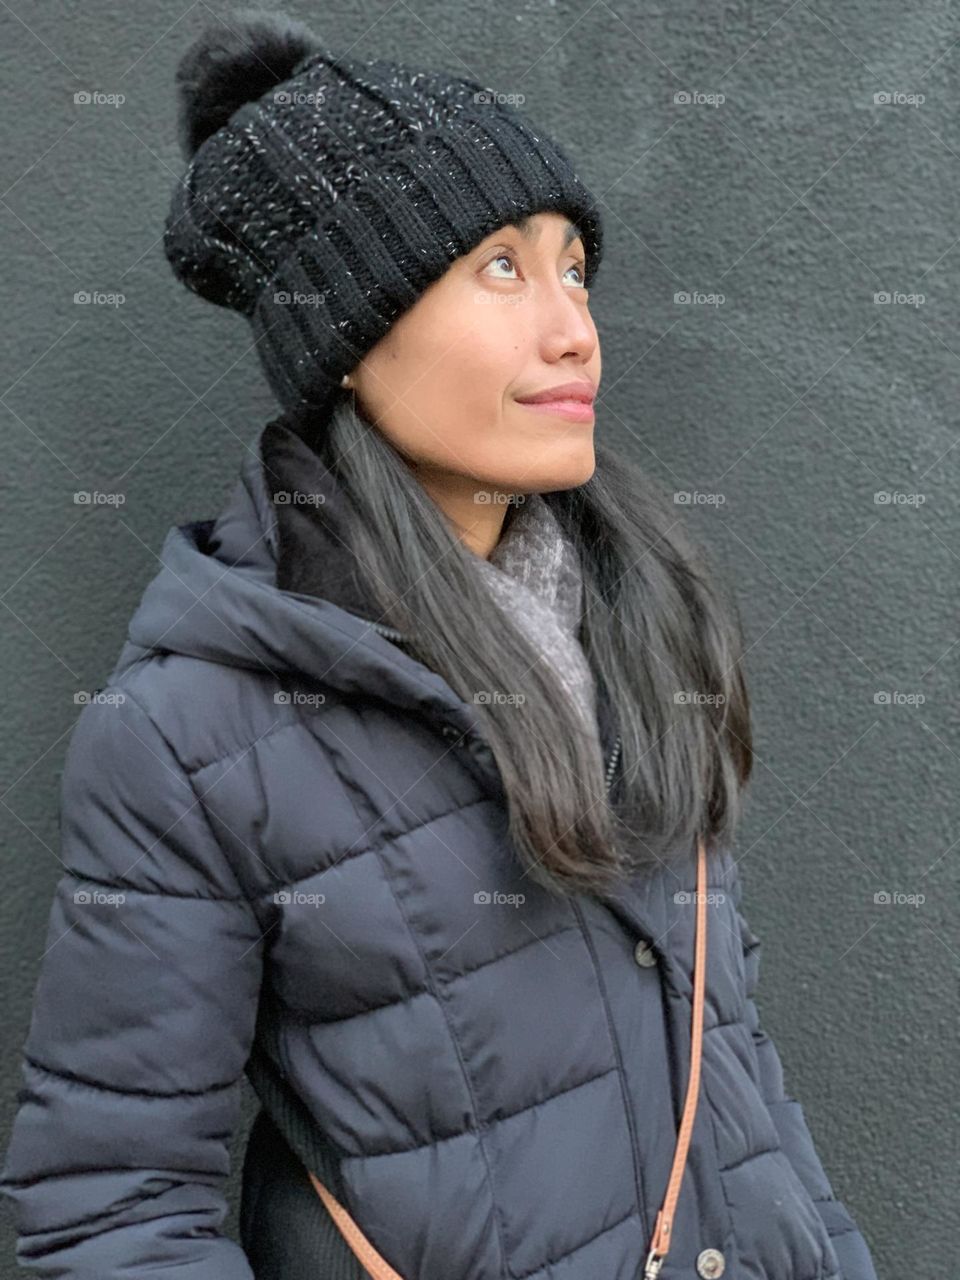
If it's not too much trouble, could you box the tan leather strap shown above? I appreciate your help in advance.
[309,833,710,1280]
[641,831,708,1278]
[307,1169,405,1280]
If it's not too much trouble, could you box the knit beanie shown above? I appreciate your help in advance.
[162,9,604,417]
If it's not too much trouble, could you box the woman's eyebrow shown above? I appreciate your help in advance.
[500,218,584,250]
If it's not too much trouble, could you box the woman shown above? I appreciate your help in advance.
[0,11,878,1280]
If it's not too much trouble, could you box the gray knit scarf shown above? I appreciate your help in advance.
[471,494,599,746]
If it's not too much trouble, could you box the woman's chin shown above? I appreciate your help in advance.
[499,438,596,492]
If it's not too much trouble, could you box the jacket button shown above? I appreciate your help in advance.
[696,1247,725,1277]
[633,939,657,967]
[441,724,463,744]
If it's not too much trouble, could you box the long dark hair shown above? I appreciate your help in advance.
[281,390,752,900]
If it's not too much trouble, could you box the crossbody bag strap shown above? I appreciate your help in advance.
[642,831,709,1279]
[309,833,710,1280]
[307,1170,405,1280]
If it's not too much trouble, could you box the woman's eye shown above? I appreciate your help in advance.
[484,253,519,279]
[564,263,587,287]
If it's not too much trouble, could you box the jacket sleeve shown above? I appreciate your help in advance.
[730,864,879,1280]
[0,689,264,1278]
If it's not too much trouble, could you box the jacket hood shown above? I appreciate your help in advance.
[120,419,469,728]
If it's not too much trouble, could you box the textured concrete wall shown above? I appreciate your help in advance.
[1,3,955,1276]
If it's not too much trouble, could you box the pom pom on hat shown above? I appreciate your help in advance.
[173,7,323,159]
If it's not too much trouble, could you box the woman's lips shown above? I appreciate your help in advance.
[515,398,595,422]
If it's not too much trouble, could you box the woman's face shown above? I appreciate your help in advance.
[347,211,601,545]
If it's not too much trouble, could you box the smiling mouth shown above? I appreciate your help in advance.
[515,399,595,422]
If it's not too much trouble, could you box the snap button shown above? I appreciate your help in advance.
[633,939,657,967]
[696,1247,725,1277]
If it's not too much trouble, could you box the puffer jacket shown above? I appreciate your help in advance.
[0,418,879,1280]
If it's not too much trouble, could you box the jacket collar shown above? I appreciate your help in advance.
[124,421,466,720]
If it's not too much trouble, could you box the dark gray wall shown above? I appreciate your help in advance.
[2,3,955,1276]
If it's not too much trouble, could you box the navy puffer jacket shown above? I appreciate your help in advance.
[1,420,879,1280]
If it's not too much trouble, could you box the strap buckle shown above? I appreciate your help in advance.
[643,1245,665,1279]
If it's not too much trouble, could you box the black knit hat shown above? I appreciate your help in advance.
[163,9,604,416]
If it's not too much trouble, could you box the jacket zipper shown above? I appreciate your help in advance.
[367,620,622,790]
[603,734,622,793]
[369,621,407,642]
